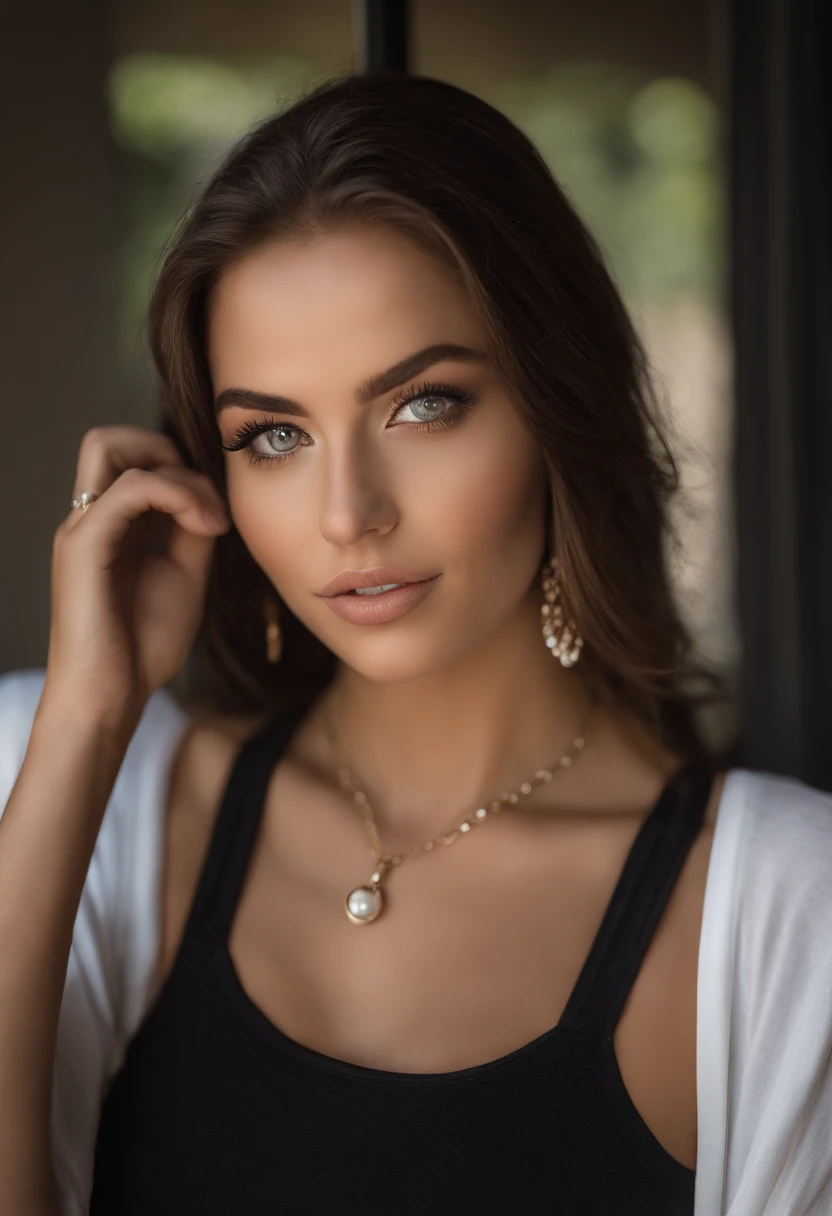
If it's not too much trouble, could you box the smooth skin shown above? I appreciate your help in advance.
[0,223,725,1212]
[157,225,726,1170]
[0,432,230,1211]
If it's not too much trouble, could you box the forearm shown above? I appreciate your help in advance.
[0,690,142,1208]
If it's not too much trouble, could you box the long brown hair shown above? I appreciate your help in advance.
[148,71,732,764]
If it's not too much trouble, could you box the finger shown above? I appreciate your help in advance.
[165,511,221,589]
[136,465,232,587]
[66,427,189,532]
[74,426,186,493]
[126,463,228,519]
[62,466,229,571]
[105,463,226,572]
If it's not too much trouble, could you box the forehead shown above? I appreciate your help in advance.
[206,225,480,392]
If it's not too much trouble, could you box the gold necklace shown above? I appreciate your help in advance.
[326,696,595,925]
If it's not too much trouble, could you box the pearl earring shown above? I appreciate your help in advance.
[541,556,584,667]
[264,595,282,663]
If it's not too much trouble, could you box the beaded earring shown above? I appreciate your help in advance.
[540,555,584,666]
[264,594,282,663]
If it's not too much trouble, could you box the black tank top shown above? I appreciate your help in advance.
[90,699,711,1214]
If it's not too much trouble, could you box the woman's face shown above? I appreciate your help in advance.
[208,224,550,683]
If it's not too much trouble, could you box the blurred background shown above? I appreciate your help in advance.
[2,0,829,785]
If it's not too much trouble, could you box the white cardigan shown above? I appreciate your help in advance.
[1,667,831,1215]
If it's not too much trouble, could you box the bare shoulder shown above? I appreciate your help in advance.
[172,710,266,797]
[165,710,268,846]
[147,711,270,999]
[668,765,727,937]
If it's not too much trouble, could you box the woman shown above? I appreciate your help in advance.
[1,73,830,1215]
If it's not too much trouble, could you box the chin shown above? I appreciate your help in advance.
[330,613,504,684]
[334,650,441,684]
[325,633,459,684]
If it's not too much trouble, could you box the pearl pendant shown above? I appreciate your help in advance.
[345,880,384,924]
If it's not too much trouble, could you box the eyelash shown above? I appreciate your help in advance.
[220,379,476,468]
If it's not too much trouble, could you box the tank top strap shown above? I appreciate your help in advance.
[557,759,714,1039]
[179,697,312,952]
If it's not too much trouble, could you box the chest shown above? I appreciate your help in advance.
[157,742,716,1177]
[231,770,710,1171]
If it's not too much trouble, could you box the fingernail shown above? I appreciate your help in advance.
[204,510,229,529]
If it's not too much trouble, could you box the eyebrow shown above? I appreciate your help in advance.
[213,342,488,416]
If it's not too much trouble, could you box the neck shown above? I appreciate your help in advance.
[305,588,618,840]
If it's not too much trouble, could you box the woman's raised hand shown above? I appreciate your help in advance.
[44,425,231,721]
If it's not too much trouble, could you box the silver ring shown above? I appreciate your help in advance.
[70,492,100,512]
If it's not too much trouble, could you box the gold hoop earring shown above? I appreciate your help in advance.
[540,555,584,667]
[264,595,282,663]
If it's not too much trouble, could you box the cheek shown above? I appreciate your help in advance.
[224,461,306,574]
[413,413,546,550]
[222,404,548,574]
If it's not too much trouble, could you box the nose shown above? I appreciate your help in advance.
[317,441,398,548]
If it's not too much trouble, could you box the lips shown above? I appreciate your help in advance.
[317,567,440,597]
[345,583,405,594]
[322,575,441,624]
